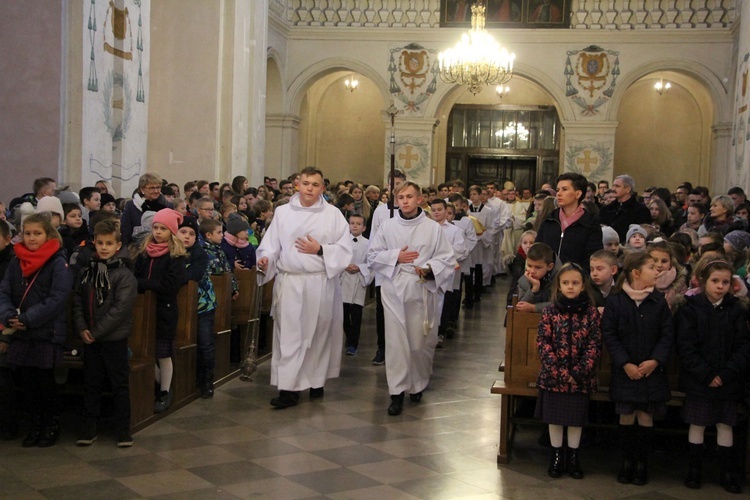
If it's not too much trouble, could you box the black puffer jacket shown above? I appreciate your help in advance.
[602,289,674,403]
[134,251,186,340]
[675,293,750,400]
[72,248,138,342]
[536,208,603,269]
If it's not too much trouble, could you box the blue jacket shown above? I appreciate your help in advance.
[221,238,256,270]
[185,244,216,315]
[0,249,72,344]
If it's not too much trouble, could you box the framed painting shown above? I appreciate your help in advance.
[440,0,570,28]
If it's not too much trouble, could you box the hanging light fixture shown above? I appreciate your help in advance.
[344,74,359,92]
[654,77,671,96]
[496,85,510,99]
[438,1,515,95]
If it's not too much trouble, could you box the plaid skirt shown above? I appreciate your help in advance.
[155,338,175,359]
[6,340,63,370]
[615,401,667,418]
[535,390,590,427]
[683,396,738,427]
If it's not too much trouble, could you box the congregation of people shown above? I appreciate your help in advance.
[0,168,749,493]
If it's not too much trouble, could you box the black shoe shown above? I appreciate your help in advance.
[309,387,324,399]
[684,443,702,489]
[387,393,404,416]
[372,350,385,365]
[22,425,41,448]
[718,445,742,494]
[548,447,565,478]
[37,417,60,448]
[76,422,98,446]
[270,390,300,409]
[201,382,215,399]
[410,392,422,403]
[567,447,583,479]
[117,431,134,448]
[154,389,173,413]
[617,458,634,484]
[632,460,648,486]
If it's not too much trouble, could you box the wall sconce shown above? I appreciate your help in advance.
[496,85,510,99]
[344,74,359,92]
[654,78,671,96]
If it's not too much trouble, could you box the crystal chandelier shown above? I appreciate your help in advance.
[438,2,515,95]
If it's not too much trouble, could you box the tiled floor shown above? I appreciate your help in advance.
[0,278,744,498]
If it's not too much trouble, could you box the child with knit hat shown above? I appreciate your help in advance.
[625,224,649,252]
[133,209,187,413]
[602,225,622,257]
[36,196,65,229]
[221,213,256,270]
[723,230,750,277]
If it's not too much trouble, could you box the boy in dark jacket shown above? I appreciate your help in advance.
[177,217,219,398]
[516,242,557,313]
[72,219,138,447]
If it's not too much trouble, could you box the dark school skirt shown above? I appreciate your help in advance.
[6,340,63,370]
[535,390,590,427]
[615,401,667,418]
[682,396,738,427]
[156,338,175,359]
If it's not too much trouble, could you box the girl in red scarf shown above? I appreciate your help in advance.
[133,209,186,414]
[0,213,72,447]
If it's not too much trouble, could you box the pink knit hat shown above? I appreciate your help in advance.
[152,208,183,235]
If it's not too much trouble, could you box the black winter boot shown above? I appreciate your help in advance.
[718,445,742,494]
[36,416,60,448]
[684,443,703,489]
[632,426,652,486]
[547,446,565,478]
[22,414,42,448]
[201,370,214,399]
[567,446,583,479]
[617,424,636,484]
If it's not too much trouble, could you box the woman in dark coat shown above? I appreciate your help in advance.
[0,213,72,447]
[536,172,602,269]
[602,251,674,486]
[674,259,749,493]
[120,173,173,246]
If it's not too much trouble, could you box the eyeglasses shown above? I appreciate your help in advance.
[199,207,214,212]
[144,186,161,191]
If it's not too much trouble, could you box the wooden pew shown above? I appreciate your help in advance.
[211,272,235,383]
[171,281,199,409]
[129,291,157,431]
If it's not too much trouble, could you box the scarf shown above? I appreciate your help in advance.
[556,293,590,313]
[14,239,61,277]
[224,232,249,248]
[81,259,112,305]
[146,241,169,258]
[516,245,528,260]
[132,191,146,211]
[622,281,654,302]
[559,204,585,232]
[655,266,677,291]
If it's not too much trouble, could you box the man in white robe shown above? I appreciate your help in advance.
[256,167,352,409]
[486,182,512,275]
[368,182,455,416]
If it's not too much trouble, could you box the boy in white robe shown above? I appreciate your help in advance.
[430,199,467,345]
[256,167,352,409]
[367,182,455,416]
[467,185,496,302]
[446,196,477,324]
[340,214,372,355]
[368,170,407,366]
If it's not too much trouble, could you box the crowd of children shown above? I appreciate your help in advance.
[0,172,749,495]
[505,176,750,493]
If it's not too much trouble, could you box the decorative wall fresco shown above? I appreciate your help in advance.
[564,139,613,182]
[82,0,149,195]
[565,45,620,116]
[389,43,438,115]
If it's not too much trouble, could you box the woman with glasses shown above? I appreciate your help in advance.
[120,173,172,246]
